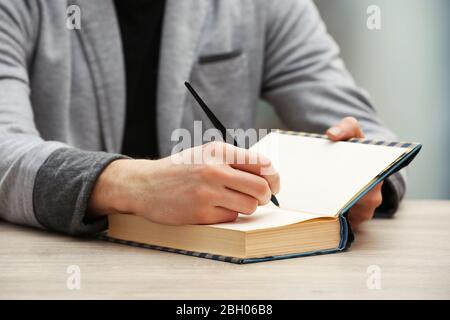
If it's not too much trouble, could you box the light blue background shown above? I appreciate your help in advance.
[257,0,450,200]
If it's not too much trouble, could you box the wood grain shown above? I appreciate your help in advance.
[0,200,449,299]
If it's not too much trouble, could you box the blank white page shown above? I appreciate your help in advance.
[251,133,407,217]
[210,205,321,231]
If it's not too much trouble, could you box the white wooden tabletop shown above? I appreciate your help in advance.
[1,200,449,299]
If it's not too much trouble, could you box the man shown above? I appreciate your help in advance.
[0,0,404,236]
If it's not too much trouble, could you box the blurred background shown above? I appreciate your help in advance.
[257,0,450,200]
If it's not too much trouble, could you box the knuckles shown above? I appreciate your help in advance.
[197,163,225,181]
[203,141,224,149]
[202,141,227,158]
[254,180,271,205]
[240,198,258,214]
[192,186,215,203]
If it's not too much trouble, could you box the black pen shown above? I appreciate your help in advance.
[184,81,280,208]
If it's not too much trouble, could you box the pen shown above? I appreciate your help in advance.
[184,81,280,207]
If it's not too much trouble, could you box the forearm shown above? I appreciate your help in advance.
[33,148,127,235]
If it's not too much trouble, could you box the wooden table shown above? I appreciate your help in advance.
[1,200,449,299]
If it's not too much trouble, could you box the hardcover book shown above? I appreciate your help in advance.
[105,130,421,263]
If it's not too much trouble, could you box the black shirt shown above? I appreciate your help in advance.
[114,0,166,159]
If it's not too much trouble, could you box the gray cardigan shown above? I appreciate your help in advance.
[0,0,405,235]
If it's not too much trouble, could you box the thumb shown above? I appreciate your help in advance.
[326,117,364,141]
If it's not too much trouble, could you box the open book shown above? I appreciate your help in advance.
[106,131,421,263]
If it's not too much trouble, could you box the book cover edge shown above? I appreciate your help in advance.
[99,214,349,264]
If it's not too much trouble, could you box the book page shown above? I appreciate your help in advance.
[210,205,322,231]
[251,133,407,217]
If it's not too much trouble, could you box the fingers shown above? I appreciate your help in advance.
[215,188,259,215]
[359,183,383,211]
[349,182,383,229]
[203,142,280,195]
[233,160,280,196]
[196,207,239,225]
[225,146,280,195]
[194,188,257,224]
[221,166,272,205]
[349,204,376,228]
[326,117,364,141]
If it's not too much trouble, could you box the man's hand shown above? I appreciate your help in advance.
[88,142,280,225]
[326,117,383,230]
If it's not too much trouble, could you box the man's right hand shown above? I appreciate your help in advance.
[88,142,280,225]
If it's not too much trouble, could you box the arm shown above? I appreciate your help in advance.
[0,2,279,236]
[0,1,125,235]
[262,0,406,220]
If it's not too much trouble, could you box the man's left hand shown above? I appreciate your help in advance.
[326,117,383,230]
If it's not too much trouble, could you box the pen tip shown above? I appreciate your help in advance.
[271,194,280,207]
